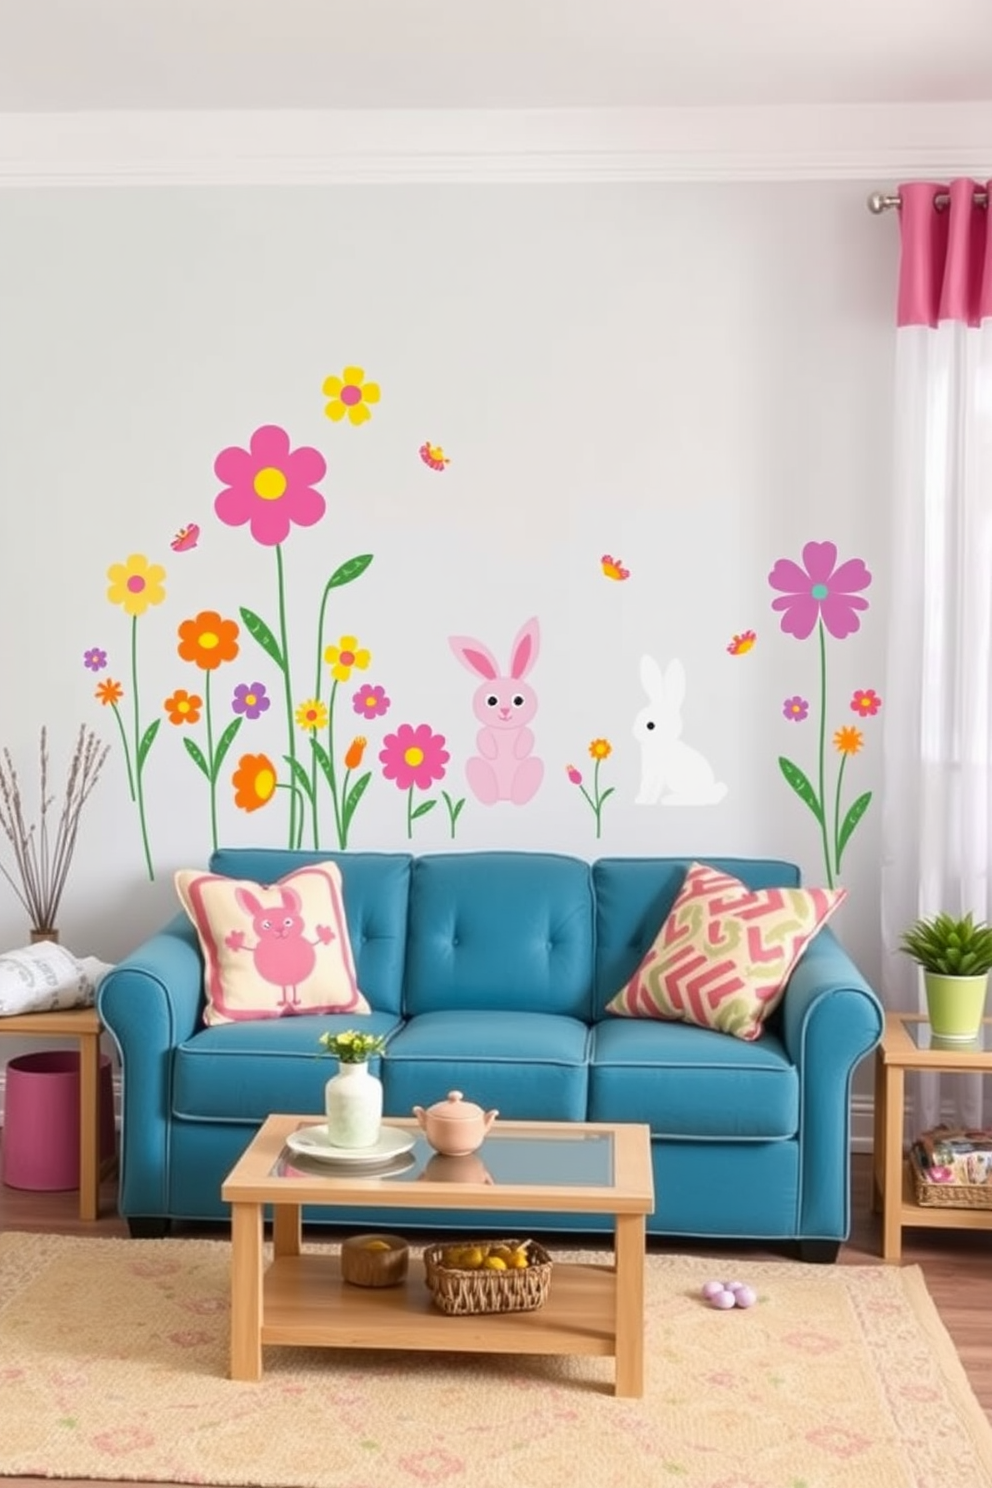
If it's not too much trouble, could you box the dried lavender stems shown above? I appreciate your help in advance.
[0,725,109,932]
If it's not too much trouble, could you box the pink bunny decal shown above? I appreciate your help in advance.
[449,616,544,805]
[225,886,335,1011]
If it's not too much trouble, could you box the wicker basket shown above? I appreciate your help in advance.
[423,1238,552,1316]
[910,1144,992,1210]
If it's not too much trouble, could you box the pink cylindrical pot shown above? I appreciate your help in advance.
[2,1051,115,1192]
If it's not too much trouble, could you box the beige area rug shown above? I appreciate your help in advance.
[1,1233,991,1488]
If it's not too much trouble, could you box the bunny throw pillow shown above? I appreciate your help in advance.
[176,862,370,1026]
[606,861,845,1041]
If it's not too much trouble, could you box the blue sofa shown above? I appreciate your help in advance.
[98,848,883,1259]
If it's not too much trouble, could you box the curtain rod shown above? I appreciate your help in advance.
[867,189,989,214]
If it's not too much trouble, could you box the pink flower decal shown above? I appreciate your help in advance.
[352,683,391,719]
[851,687,882,717]
[214,424,326,547]
[783,696,809,722]
[768,541,871,640]
[380,723,449,791]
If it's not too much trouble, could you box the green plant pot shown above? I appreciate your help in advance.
[923,972,989,1041]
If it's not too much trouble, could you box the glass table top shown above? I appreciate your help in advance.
[272,1128,615,1187]
[905,1019,991,1053]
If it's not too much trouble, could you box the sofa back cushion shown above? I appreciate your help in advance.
[592,857,802,1019]
[404,852,595,1018]
[208,848,411,1015]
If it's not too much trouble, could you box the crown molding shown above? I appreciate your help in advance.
[0,102,990,187]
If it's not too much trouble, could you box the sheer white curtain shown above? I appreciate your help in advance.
[881,178,992,1132]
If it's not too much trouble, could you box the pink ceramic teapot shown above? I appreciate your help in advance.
[412,1090,499,1156]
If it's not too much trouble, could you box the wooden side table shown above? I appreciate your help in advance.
[0,1006,108,1220]
[873,1011,992,1261]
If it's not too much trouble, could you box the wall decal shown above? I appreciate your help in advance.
[379,723,451,839]
[566,738,616,839]
[232,752,278,813]
[440,791,466,839]
[419,441,450,470]
[170,610,243,852]
[322,366,381,427]
[768,540,874,887]
[170,523,200,553]
[633,656,728,806]
[316,634,381,850]
[726,630,756,655]
[231,682,271,721]
[448,617,543,806]
[213,423,374,853]
[104,553,168,879]
[601,554,630,581]
[83,648,107,672]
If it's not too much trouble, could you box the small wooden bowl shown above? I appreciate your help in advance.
[340,1233,410,1287]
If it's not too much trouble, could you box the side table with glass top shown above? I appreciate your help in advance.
[873,1012,992,1261]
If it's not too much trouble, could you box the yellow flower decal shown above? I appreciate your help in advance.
[322,365,381,426]
[106,554,167,617]
[296,698,329,732]
[324,634,371,683]
[588,738,612,761]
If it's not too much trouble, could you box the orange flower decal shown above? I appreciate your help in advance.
[95,679,124,706]
[232,753,277,812]
[833,726,864,756]
[344,736,367,770]
[177,610,240,671]
[164,688,203,725]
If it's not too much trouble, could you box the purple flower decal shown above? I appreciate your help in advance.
[783,696,809,722]
[352,683,391,720]
[83,647,108,672]
[232,682,271,721]
[768,541,871,640]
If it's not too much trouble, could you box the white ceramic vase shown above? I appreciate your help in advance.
[325,1061,383,1148]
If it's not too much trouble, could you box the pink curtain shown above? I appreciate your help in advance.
[896,178,992,327]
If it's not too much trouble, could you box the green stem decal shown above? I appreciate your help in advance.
[109,701,136,802]
[325,679,342,848]
[274,543,298,850]
[130,615,155,881]
[205,670,217,852]
[441,790,465,840]
[815,619,834,889]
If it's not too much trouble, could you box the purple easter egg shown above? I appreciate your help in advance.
[709,1288,736,1310]
[701,1280,725,1299]
[725,1280,746,1293]
[733,1285,757,1309]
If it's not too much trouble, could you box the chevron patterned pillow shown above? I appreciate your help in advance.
[606,861,846,1040]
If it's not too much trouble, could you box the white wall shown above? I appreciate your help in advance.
[0,179,896,1075]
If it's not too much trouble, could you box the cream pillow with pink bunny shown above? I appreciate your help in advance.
[175,863,370,1026]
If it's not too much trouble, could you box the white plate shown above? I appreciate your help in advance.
[285,1124,417,1166]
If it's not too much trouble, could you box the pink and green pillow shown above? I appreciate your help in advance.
[606,860,845,1041]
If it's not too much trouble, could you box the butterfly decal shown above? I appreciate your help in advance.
[170,523,200,553]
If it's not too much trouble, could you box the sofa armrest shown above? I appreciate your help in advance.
[780,926,884,1238]
[96,912,204,1216]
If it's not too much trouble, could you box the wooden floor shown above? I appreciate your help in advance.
[1,1152,990,1487]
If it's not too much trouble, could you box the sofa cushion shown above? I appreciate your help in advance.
[208,848,412,1015]
[403,852,595,1019]
[588,1018,799,1138]
[605,861,844,1040]
[176,861,370,1025]
[592,856,803,1019]
[172,1012,403,1121]
[383,1010,590,1121]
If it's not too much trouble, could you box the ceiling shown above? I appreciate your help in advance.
[0,0,990,113]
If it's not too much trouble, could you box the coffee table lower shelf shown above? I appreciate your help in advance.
[261,1252,618,1360]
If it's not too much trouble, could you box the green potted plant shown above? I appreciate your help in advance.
[899,911,992,1041]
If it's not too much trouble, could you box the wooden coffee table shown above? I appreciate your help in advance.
[221,1114,654,1397]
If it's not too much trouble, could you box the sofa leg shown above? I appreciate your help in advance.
[797,1239,839,1264]
[127,1217,171,1239]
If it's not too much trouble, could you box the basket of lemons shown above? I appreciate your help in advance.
[423,1237,552,1315]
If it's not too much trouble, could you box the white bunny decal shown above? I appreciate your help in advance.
[448,616,544,806]
[633,654,728,806]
